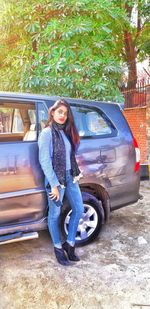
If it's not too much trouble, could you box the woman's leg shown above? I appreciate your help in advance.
[65,171,84,245]
[46,187,71,266]
[46,186,65,247]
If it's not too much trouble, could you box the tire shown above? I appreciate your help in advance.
[61,191,105,246]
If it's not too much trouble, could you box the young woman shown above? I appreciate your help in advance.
[38,99,84,266]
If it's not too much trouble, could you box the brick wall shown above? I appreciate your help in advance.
[123,107,147,163]
[146,87,150,162]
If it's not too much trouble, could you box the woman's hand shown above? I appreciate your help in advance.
[49,186,60,201]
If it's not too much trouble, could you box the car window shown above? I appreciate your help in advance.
[12,109,24,132]
[71,106,112,137]
[37,102,48,131]
[0,101,36,142]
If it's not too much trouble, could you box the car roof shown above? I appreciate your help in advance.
[0,91,117,107]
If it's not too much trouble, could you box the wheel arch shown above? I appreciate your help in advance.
[80,183,111,222]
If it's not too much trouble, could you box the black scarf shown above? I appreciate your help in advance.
[51,121,81,186]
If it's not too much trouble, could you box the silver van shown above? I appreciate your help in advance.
[0,92,140,246]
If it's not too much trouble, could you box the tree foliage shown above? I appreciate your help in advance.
[0,0,149,100]
[116,0,150,89]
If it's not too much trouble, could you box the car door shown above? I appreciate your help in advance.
[0,98,48,226]
[70,103,119,188]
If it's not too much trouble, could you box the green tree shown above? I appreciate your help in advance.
[0,0,149,100]
[116,0,150,89]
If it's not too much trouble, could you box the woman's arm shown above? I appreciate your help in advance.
[38,128,60,189]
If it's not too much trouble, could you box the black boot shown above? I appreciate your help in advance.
[54,247,70,266]
[62,242,80,262]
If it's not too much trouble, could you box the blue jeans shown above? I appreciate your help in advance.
[46,170,84,247]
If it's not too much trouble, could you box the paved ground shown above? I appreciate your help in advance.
[1,181,150,309]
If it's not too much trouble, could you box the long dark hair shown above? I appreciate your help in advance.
[45,99,80,149]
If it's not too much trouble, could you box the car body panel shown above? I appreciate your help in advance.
[0,92,140,236]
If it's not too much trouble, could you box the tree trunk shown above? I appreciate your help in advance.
[32,39,37,53]
[124,30,137,90]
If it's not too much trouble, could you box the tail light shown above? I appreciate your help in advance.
[133,137,140,172]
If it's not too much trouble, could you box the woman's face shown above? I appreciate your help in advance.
[52,105,68,124]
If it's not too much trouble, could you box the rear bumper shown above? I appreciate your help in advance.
[108,175,140,211]
[110,193,142,211]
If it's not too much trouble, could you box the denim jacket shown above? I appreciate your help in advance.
[38,127,60,188]
[38,126,83,188]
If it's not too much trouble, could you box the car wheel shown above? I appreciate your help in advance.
[61,192,104,246]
